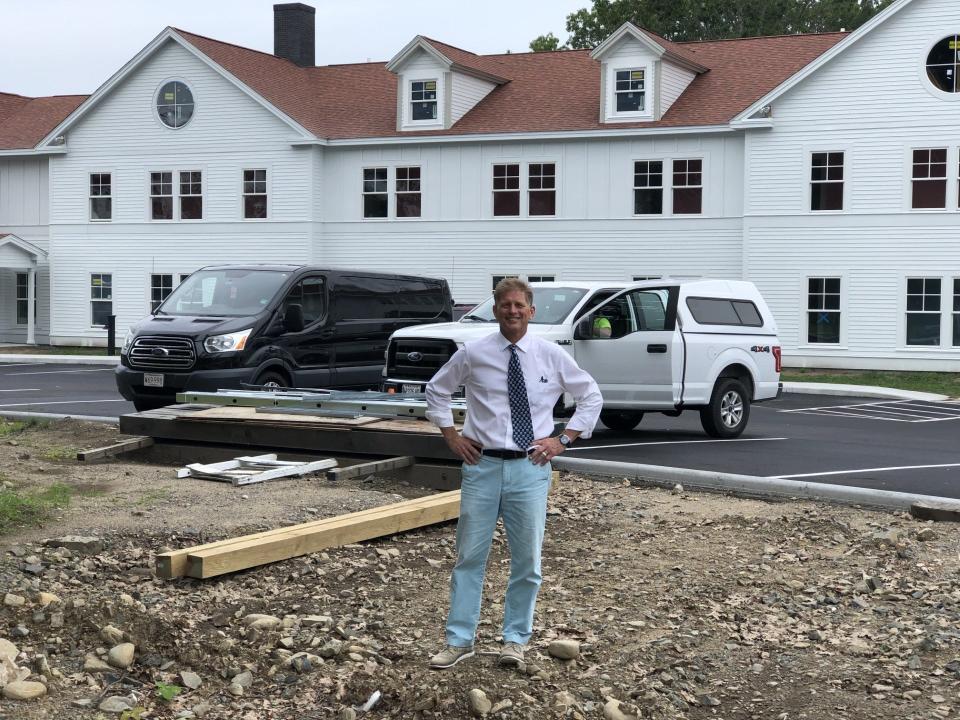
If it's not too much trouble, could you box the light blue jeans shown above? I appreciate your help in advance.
[445,455,551,647]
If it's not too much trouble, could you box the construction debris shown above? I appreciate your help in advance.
[177,453,338,486]
[76,436,153,461]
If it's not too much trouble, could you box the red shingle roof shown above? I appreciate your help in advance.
[178,29,845,140]
[0,93,87,150]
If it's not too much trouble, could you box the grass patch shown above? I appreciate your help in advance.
[0,483,75,534]
[40,445,80,462]
[782,369,960,397]
[0,420,30,437]
[0,345,110,355]
[135,488,172,507]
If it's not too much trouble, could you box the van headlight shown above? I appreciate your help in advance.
[120,328,136,355]
[204,328,253,353]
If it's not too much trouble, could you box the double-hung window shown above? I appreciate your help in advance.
[633,161,663,215]
[396,166,421,218]
[615,69,645,112]
[811,152,844,211]
[243,169,267,219]
[528,164,556,216]
[150,171,174,220]
[91,274,113,328]
[411,80,438,121]
[180,171,203,219]
[493,164,521,216]
[491,273,554,290]
[905,277,941,346]
[806,278,841,344]
[672,159,702,214]
[362,168,388,218]
[953,279,960,347]
[90,173,112,221]
[911,149,947,209]
[151,274,174,313]
[15,273,30,325]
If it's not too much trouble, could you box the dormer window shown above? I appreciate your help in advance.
[616,69,646,112]
[411,80,438,121]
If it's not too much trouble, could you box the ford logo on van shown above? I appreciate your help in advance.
[151,347,170,357]
[407,351,423,362]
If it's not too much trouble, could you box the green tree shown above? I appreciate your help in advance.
[529,33,562,52]
[541,0,894,48]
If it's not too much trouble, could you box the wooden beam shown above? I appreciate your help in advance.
[326,456,415,481]
[155,491,460,579]
[77,436,153,461]
[185,491,460,578]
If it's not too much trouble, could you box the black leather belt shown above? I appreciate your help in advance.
[482,449,528,460]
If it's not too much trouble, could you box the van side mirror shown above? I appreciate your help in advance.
[283,304,304,333]
[574,317,593,340]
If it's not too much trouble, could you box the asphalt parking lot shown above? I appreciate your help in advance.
[0,361,958,499]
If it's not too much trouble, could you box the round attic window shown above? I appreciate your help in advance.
[156,81,195,128]
[926,35,959,93]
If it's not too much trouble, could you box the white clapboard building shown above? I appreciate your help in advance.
[0,0,957,370]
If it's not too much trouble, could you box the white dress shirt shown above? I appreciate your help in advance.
[426,330,603,450]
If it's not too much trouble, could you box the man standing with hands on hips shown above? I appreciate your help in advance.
[425,278,602,670]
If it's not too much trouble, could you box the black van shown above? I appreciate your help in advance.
[115,265,453,410]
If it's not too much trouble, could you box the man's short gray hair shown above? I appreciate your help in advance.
[493,277,534,306]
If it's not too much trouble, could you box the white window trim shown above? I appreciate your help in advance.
[670,157,704,216]
[394,165,423,221]
[806,149,847,214]
[488,160,560,219]
[152,77,198,131]
[903,145,956,213]
[604,57,655,123]
[241,167,270,221]
[407,78,441,126]
[898,273,954,351]
[918,33,960,102]
[149,272,175,314]
[14,271,35,327]
[490,273,556,290]
[797,274,847,350]
[630,155,706,217]
[89,272,113,330]
[88,170,113,223]
[147,168,206,222]
[632,158,666,217]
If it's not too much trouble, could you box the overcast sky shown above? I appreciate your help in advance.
[2,0,587,97]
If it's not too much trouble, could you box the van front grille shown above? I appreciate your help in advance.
[387,338,458,381]
[129,336,196,370]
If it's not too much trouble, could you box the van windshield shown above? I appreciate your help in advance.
[158,269,291,317]
[460,287,588,325]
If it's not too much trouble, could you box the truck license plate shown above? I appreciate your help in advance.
[143,373,164,388]
[401,383,423,393]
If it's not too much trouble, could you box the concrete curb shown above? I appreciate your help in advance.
[0,354,119,366]
[0,410,118,424]
[554,456,960,512]
[782,381,950,402]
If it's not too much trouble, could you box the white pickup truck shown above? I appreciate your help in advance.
[383,279,782,438]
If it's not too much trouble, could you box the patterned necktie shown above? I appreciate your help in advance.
[507,344,534,450]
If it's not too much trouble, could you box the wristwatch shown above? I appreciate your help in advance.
[557,433,573,448]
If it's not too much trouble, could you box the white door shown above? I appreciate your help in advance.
[573,286,681,408]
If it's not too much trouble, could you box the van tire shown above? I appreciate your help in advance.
[133,399,168,412]
[600,410,644,432]
[700,378,750,439]
[254,369,290,390]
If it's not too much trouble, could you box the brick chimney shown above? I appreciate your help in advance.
[273,3,315,67]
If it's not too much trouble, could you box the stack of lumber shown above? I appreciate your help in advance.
[156,490,461,579]
[178,405,445,434]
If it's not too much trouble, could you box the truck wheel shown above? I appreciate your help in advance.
[600,410,644,432]
[254,369,290,390]
[700,378,750,439]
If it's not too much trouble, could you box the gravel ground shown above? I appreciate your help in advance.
[1,420,959,719]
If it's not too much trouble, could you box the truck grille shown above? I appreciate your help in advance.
[128,336,196,371]
[387,338,458,381]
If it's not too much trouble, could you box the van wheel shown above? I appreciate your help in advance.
[700,378,750,439]
[600,410,644,432]
[133,399,168,412]
[254,369,290,390]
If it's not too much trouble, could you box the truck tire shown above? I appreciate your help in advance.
[254,369,290,390]
[700,378,750,439]
[600,410,644,432]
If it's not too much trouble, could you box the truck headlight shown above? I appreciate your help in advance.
[204,328,252,353]
[120,328,136,355]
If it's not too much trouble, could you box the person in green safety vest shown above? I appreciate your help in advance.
[592,315,612,338]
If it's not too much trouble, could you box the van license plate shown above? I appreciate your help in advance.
[143,373,164,388]
[401,383,423,393]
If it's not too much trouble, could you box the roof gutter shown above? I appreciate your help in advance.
[292,123,738,148]
[0,147,67,157]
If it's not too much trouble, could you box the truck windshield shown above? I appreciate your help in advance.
[158,269,291,317]
[460,287,588,325]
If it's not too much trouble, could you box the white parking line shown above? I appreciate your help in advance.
[0,389,41,392]
[0,399,128,408]
[771,463,960,479]
[6,368,114,376]
[569,437,788,451]
[781,399,960,423]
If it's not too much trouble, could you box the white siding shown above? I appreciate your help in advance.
[743,0,960,369]
[397,51,446,130]
[660,62,696,116]
[46,38,311,344]
[450,72,496,125]
[0,157,48,226]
